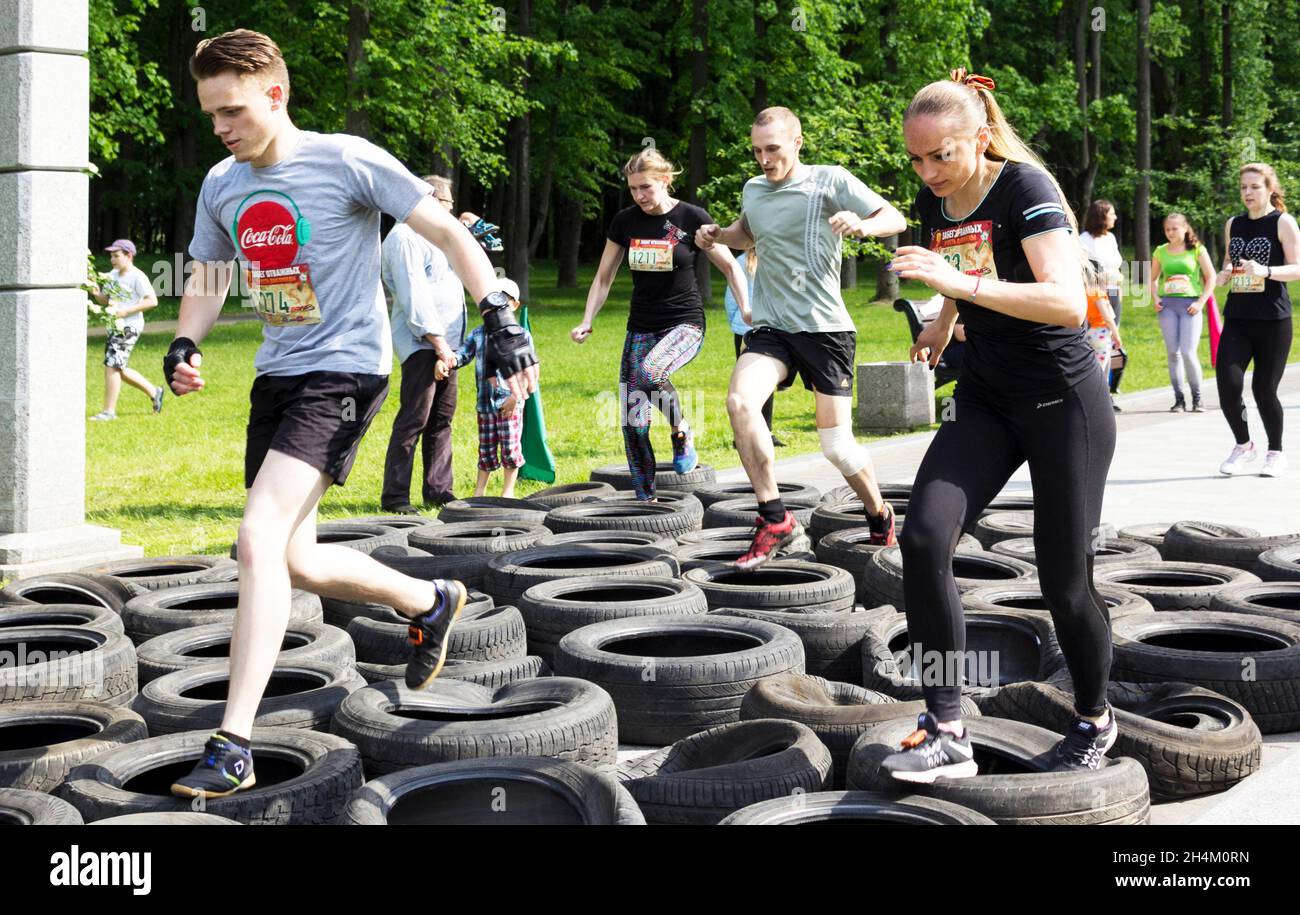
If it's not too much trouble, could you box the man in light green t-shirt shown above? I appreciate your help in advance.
[696,107,907,569]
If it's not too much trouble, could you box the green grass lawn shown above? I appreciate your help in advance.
[86,258,1299,556]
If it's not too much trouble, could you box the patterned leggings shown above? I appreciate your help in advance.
[620,324,704,500]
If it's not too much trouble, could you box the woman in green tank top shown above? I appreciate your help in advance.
[1150,213,1216,411]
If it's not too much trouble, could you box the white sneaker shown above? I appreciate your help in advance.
[1261,451,1288,477]
[1219,442,1257,475]
[89,411,116,421]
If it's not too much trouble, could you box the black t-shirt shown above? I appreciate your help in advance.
[606,201,711,333]
[914,160,1095,396]
[1226,210,1292,321]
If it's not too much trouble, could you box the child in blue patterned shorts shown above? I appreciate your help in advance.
[438,279,534,498]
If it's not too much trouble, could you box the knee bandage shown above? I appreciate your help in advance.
[818,425,868,477]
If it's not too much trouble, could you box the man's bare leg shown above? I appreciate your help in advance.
[813,391,886,516]
[727,352,787,501]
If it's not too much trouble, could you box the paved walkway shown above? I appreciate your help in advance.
[711,364,1300,824]
[86,313,257,338]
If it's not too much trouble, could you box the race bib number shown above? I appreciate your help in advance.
[1230,267,1266,294]
[1163,274,1194,297]
[246,263,323,326]
[628,238,674,272]
[930,221,999,284]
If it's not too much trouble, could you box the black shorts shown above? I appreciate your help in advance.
[245,371,389,488]
[742,326,856,396]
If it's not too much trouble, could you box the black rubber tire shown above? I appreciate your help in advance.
[517,575,708,665]
[990,536,1161,569]
[347,514,442,532]
[1160,521,1296,571]
[860,608,1067,702]
[331,677,618,776]
[406,522,551,589]
[971,512,1116,551]
[553,615,805,744]
[229,521,410,560]
[1093,561,1261,612]
[0,572,140,613]
[676,526,757,545]
[544,498,703,537]
[528,481,618,507]
[0,626,137,707]
[136,620,355,685]
[121,583,323,644]
[1118,522,1176,552]
[484,544,679,608]
[738,670,981,788]
[1209,582,1300,624]
[673,543,816,571]
[0,788,84,824]
[0,602,125,636]
[978,680,1262,801]
[712,604,879,683]
[1255,545,1300,583]
[820,482,913,504]
[615,719,832,824]
[692,480,822,509]
[862,547,1038,612]
[960,582,1155,621]
[719,789,997,825]
[134,659,366,735]
[356,654,549,687]
[808,498,908,545]
[320,588,492,630]
[56,727,363,824]
[91,811,240,824]
[535,529,678,551]
[345,604,527,666]
[682,560,856,613]
[76,555,238,593]
[846,715,1150,825]
[1109,610,1300,733]
[703,496,819,530]
[346,756,644,825]
[0,701,149,792]
[589,461,716,493]
[437,496,552,525]
[983,491,1037,513]
[816,529,980,605]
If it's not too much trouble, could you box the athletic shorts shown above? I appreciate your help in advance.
[742,326,856,397]
[103,327,141,369]
[244,371,389,488]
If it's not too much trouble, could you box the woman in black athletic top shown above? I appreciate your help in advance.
[880,69,1117,782]
[1213,163,1299,478]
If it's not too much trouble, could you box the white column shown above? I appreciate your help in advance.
[0,0,141,578]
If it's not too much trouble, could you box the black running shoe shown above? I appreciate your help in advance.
[880,712,978,784]
[170,732,255,799]
[1051,705,1118,771]
[405,579,467,689]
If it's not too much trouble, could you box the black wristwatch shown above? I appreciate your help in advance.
[478,290,511,314]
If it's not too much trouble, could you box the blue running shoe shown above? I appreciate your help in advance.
[405,579,467,690]
[671,426,698,474]
[170,732,255,799]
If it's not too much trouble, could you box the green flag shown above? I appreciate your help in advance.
[517,306,556,483]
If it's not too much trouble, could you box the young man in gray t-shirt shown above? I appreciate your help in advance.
[164,29,538,799]
[697,107,907,569]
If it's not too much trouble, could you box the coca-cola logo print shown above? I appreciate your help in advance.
[237,199,299,269]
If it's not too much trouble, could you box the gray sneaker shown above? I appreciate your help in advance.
[152,386,165,414]
[90,411,116,421]
[880,712,978,784]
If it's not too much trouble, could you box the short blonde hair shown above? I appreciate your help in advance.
[622,148,682,190]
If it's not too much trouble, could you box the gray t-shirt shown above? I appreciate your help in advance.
[106,264,155,334]
[741,164,886,333]
[381,223,467,364]
[188,131,431,376]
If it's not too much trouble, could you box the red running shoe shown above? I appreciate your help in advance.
[735,511,803,572]
[868,502,897,547]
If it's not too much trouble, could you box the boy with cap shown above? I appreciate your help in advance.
[90,239,165,420]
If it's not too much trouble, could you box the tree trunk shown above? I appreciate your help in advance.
[1221,0,1232,128]
[556,193,581,288]
[344,1,371,138]
[752,4,768,113]
[506,0,532,299]
[529,105,559,259]
[1075,0,1090,209]
[875,233,899,302]
[689,0,710,305]
[840,255,857,290]
[1135,0,1152,263]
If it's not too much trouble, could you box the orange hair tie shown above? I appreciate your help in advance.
[950,67,996,92]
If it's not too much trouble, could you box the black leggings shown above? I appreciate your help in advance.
[899,369,1116,721]
[1216,317,1292,452]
